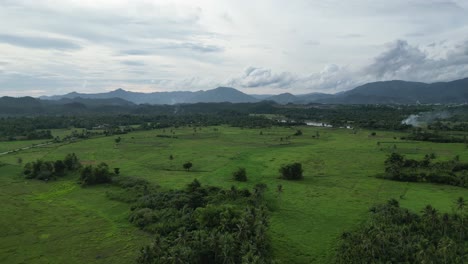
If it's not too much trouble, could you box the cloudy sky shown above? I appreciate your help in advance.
[1,0,468,96]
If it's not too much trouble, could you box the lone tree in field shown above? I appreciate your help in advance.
[279,162,303,180]
[294,130,303,136]
[232,167,247,182]
[183,162,193,171]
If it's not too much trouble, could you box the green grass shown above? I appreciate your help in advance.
[0,126,466,263]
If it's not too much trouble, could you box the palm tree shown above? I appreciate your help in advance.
[454,197,466,240]
[455,197,466,213]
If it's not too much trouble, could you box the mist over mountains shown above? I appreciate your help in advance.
[37,77,468,105]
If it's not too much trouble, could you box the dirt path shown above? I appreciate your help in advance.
[0,141,54,156]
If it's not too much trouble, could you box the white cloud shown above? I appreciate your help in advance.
[0,0,468,96]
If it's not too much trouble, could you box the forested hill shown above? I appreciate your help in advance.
[41,87,258,104]
[37,77,468,105]
[319,78,468,104]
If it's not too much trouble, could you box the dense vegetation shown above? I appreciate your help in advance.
[336,198,467,263]
[3,102,464,141]
[110,178,273,263]
[381,152,468,187]
[79,162,114,186]
[403,128,468,143]
[23,153,81,181]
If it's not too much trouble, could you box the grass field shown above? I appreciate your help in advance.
[1,126,466,263]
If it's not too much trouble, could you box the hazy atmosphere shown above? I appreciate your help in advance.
[2,0,468,96]
[1,2,468,264]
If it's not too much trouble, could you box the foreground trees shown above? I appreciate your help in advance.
[336,198,467,263]
[126,180,273,263]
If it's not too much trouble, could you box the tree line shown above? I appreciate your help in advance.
[23,153,81,181]
[23,153,117,186]
[381,152,468,188]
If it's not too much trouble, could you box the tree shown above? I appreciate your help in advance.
[232,168,247,182]
[294,130,302,136]
[169,154,174,160]
[54,160,66,176]
[80,165,94,185]
[17,157,22,165]
[37,161,54,181]
[64,153,80,171]
[80,163,112,186]
[183,162,193,171]
[115,137,121,144]
[279,163,303,180]
[93,162,112,184]
[114,167,120,175]
[455,197,466,213]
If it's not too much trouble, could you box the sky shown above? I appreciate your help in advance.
[1,0,468,96]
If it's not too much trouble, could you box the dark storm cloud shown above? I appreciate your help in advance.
[227,38,468,92]
[365,39,468,81]
[0,33,81,50]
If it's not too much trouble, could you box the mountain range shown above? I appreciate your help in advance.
[32,77,468,105]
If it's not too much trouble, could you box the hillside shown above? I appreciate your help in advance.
[321,78,468,104]
[37,77,468,105]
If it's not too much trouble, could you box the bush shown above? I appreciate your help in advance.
[232,167,247,182]
[279,163,303,180]
[80,162,113,186]
[183,162,193,171]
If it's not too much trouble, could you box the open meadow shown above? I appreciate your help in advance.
[1,126,467,263]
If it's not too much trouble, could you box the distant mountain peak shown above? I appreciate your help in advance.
[110,88,128,94]
[36,76,468,105]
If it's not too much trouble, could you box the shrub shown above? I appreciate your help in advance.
[233,167,247,182]
[279,163,303,180]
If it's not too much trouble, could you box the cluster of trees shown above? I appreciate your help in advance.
[22,152,118,186]
[0,113,276,142]
[23,153,81,181]
[428,121,468,132]
[79,162,114,186]
[381,153,468,187]
[279,163,303,180]
[336,198,467,263]
[120,179,273,263]
[403,129,468,143]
